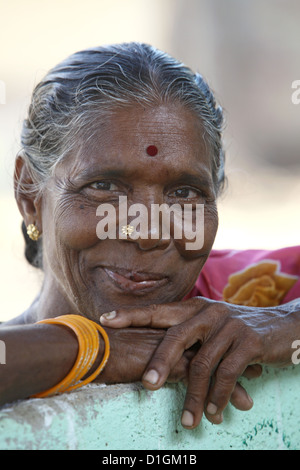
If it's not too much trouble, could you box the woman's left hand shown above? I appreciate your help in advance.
[100,296,300,429]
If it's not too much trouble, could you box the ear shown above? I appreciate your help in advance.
[14,153,43,233]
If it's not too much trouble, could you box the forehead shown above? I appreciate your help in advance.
[60,103,213,181]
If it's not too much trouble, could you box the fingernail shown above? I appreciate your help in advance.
[181,410,194,428]
[143,369,159,385]
[207,402,218,415]
[247,393,253,405]
[100,310,117,322]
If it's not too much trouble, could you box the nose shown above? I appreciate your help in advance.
[118,196,173,250]
[135,232,171,251]
[120,221,172,251]
[116,194,176,251]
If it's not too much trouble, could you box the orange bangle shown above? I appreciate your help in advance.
[31,315,110,398]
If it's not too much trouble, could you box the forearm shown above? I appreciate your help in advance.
[0,323,79,406]
[0,322,168,406]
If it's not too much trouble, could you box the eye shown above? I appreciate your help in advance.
[170,187,201,199]
[89,181,119,191]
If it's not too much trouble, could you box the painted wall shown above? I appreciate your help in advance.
[0,365,299,450]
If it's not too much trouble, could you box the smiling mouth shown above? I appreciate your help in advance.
[102,267,169,293]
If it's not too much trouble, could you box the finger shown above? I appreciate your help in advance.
[178,333,234,429]
[204,381,254,425]
[242,364,263,379]
[141,322,197,390]
[141,307,229,391]
[141,318,212,393]
[229,382,253,411]
[203,353,251,421]
[99,298,208,329]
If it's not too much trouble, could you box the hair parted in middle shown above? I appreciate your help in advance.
[20,42,225,195]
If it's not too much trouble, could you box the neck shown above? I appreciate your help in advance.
[31,274,79,322]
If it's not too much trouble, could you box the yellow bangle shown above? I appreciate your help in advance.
[31,315,110,398]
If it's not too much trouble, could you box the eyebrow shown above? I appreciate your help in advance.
[73,168,127,184]
[72,168,214,191]
[173,172,214,190]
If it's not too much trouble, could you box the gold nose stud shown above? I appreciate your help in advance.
[121,225,134,236]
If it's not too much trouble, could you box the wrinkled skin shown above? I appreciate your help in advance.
[100,297,300,428]
[11,102,300,427]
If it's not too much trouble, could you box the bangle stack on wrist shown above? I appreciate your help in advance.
[31,314,110,398]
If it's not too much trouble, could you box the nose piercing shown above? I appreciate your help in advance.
[121,225,134,236]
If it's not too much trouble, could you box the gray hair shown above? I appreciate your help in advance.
[19,42,226,267]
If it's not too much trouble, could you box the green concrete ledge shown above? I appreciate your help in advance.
[0,366,300,450]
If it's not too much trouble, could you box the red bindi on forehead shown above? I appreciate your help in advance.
[146,145,158,157]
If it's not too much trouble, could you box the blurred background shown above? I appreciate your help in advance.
[0,0,299,321]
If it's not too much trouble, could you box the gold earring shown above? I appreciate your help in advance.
[27,223,40,241]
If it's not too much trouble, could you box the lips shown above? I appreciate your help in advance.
[102,267,169,292]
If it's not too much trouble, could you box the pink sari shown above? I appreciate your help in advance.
[186,246,300,307]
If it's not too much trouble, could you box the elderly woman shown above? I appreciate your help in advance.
[1,43,300,430]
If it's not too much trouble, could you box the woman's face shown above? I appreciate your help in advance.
[40,103,219,320]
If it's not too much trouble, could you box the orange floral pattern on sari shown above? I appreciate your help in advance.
[223,261,298,307]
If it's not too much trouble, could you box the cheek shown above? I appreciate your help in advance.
[174,203,218,259]
[43,199,100,252]
[59,211,99,250]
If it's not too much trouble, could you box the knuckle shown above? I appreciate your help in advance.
[186,296,204,311]
[146,303,163,326]
[223,319,264,357]
[226,316,245,333]
[236,328,265,359]
[189,354,212,379]
[216,362,240,386]
[147,303,161,317]
[166,324,190,343]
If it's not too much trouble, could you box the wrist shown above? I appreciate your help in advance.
[263,300,300,366]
